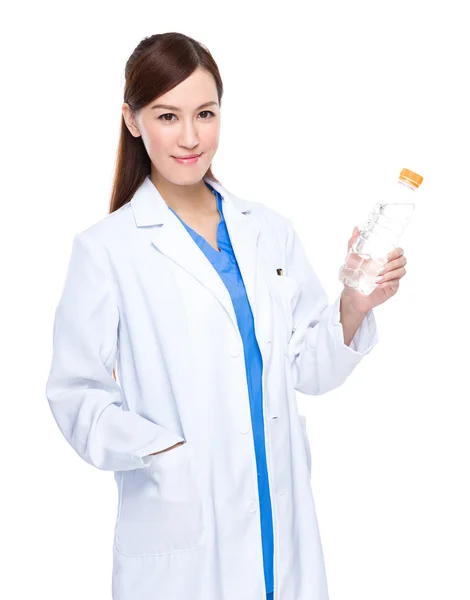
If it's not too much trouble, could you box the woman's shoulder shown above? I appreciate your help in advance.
[74,202,134,255]
[228,188,293,239]
[210,178,290,227]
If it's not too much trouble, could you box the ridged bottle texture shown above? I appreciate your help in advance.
[338,168,424,295]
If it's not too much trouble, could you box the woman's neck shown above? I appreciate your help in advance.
[151,174,217,217]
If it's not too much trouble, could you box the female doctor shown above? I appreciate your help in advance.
[45,32,408,600]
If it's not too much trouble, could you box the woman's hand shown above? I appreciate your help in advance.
[341,226,408,314]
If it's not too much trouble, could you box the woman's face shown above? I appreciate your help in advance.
[123,67,220,186]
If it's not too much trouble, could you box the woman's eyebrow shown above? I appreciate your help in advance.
[150,101,218,111]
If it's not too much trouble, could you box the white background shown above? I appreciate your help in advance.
[1,1,469,598]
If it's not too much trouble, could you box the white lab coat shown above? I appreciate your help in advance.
[45,175,379,600]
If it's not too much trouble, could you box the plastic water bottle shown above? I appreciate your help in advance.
[338,168,424,295]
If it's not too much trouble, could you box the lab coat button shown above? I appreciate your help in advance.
[247,501,258,513]
[240,426,250,434]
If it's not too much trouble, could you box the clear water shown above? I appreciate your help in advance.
[339,197,415,295]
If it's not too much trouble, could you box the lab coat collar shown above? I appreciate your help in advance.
[129,175,263,336]
[130,175,252,226]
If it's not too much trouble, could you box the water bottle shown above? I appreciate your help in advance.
[338,168,424,295]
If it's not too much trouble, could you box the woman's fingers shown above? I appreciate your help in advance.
[348,226,360,251]
[377,254,407,275]
[376,264,407,283]
[375,278,400,293]
[387,247,404,260]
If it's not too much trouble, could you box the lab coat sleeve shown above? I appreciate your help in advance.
[285,219,379,395]
[45,233,185,472]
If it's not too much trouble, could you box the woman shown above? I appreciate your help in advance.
[45,32,407,600]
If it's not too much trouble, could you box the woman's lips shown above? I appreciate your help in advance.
[172,153,202,165]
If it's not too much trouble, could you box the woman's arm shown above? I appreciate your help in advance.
[339,292,368,347]
[284,219,379,395]
[45,233,185,471]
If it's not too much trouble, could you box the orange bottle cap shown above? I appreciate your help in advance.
[399,168,423,188]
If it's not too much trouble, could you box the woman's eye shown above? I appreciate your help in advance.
[158,111,215,123]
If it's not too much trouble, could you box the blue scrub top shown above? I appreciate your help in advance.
[167,182,274,600]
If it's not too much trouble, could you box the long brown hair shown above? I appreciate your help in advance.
[110,32,224,382]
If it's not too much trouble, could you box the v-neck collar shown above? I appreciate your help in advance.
[167,182,225,257]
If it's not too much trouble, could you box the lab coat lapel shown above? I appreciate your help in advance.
[130,176,259,333]
[209,179,274,355]
[214,183,261,324]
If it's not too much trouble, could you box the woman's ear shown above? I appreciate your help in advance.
[122,103,141,138]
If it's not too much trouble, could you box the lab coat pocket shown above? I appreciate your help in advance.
[267,274,301,351]
[299,413,312,478]
[115,442,206,557]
